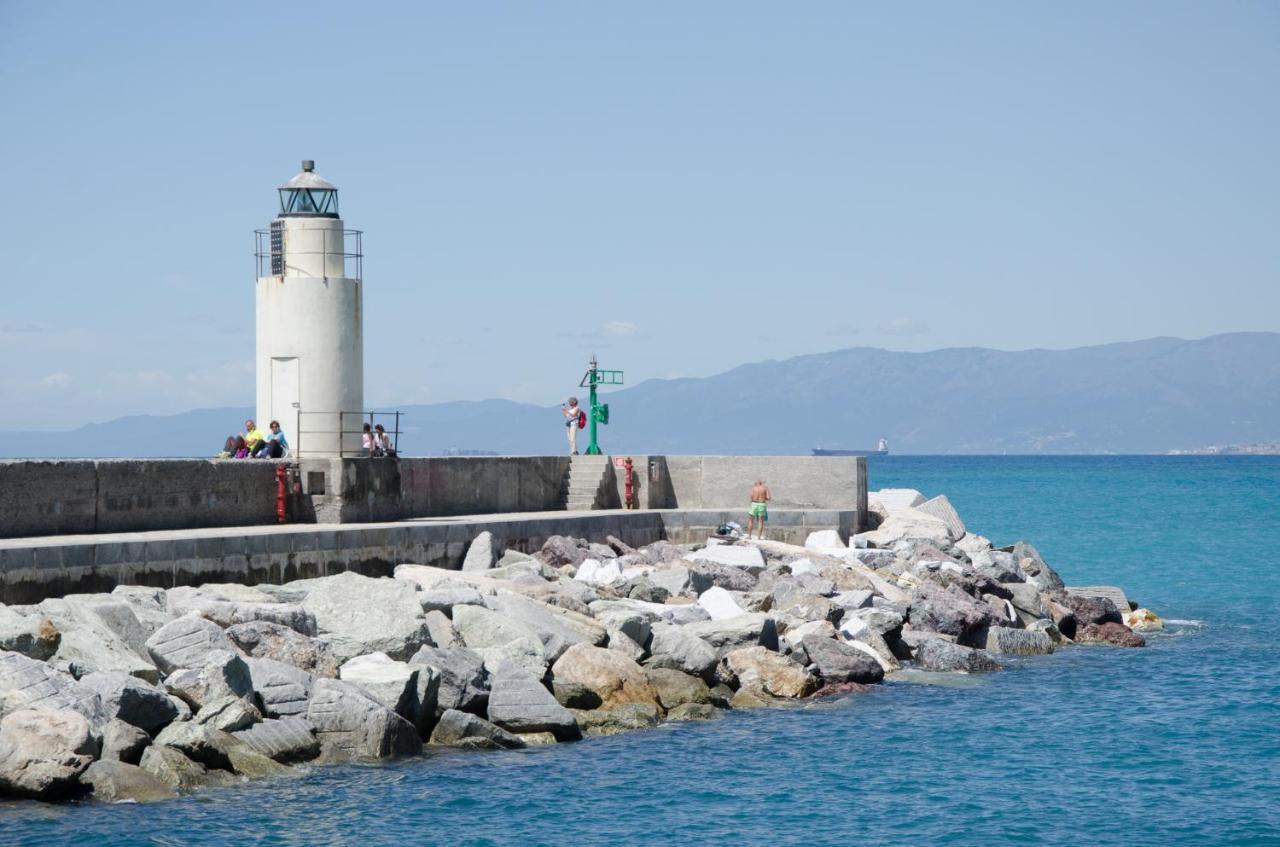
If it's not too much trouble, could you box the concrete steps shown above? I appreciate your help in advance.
[561,455,609,511]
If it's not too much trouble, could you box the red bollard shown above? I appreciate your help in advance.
[624,457,634,509]
[275,464,288,524]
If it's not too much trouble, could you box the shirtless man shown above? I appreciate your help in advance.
[747,479,770,539]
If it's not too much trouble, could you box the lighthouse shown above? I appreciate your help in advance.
[255,160,364,457]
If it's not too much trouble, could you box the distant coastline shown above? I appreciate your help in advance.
[1166,442,1280,456]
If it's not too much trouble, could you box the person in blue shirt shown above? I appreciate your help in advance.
[254,420,289,458]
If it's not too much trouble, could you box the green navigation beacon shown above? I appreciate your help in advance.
[578,355,623,455]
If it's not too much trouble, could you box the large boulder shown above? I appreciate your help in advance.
[682,614,778,657]
[0,708,97,800]
[907,582,994,645]
[985,627,1056,656]
[869,488,927,513]
[100,718,150,764]
[246,657,313,718]
[305,678,422,761]
[799,636,886,684]
[452,605,547,677]
[481,593,607,659]
[38,596,158,681]
[914,638,1002,673]
[1076,622,1146,647]
[145,614,240,675]
[225,620,339,677]
[418,585,486,616]
[696,586,748,621]
[550,644,661,711]
[195,695,262,732]
[462,531,499,571]
[643,622,718,678]
[232,716,321,763]
[721,647,817,698]
[855,507,955,548]
[570,704,661,736]
[80,671,178,733]
[915,494,967,539]
[688,545,766,571]
[138,744,233,791]
[339,652,439,735]
[79,759,177,803]
[1063,594,1124,627]
[644,668,712,709]
[646,565,713,598]
[0,651,102,725]
[1006,541,1066,591]
[0,607,60,661]
[407,646,488,716]
[535,536,589,567]
[486,664,579,740]
[166,587,316,635]
[163,650,254,711]
[428,709,526,749]
[300,572,432,662]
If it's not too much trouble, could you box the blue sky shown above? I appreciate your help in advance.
[1,1,1276,430]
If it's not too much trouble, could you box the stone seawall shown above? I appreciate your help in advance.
[0,509,855,604]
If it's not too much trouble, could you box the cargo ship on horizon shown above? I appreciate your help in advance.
[812,438,889,457]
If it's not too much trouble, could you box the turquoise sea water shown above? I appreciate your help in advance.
[3,456,1278,846]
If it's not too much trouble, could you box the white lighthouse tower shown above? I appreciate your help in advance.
[255,160,363,457]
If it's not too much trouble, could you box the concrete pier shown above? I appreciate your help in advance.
[0,507,854,604]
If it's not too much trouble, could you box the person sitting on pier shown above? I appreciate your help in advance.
[232,435,250,459]
[373,423,395,457]
[216,436,237,459]
[254,420,289,458]
[243,419,265,456]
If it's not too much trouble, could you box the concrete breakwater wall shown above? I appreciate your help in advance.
[2,456,867,540]
[0,509,856,604]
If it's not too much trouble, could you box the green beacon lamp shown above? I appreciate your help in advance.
[579,355,623,455]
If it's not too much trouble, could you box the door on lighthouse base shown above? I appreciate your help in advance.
[270,356,300,448]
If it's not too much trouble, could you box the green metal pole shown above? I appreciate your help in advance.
[586,358,601,455]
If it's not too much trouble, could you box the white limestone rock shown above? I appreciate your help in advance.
[486,663,579,740]
[804,530,847,554]
[300,571,432,663]
[696,586,748,621]
[688,545,766,571]
[461,531,498,572]
[246,657,313,718]
[915,494,967,540]
[339,651,440,735]
[145,614,240,676]
[305,678,422,761]
[573,559,624,587]
[0,708,97,800]
[869,488,927,513]
[0,651,103,726]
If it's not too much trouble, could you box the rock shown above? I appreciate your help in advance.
[246,658,313,718]
[971,551,1024,583]
[1076,622,1146,647]
[625,578,671,604]
[418,585,486,615]
[645,668,712,709]
[165,588,317,635]
[570,704,661,736]
[306,678,422,761]
[682,614,778,657]
[667,702,718,721]
[798,636,885,684]
[832,590,874,611]
[907,582,995,645]
[916,494,966,539]
[498,549,534,567]
[985,627,1056,656]
[38,596,158,681]
[407,646,488,716]
[486,664,579,739]
[646,565,713,597]
[100,718,150,764]
[195,695,262,732]
[869,488,927,513]
[1001,582,1046,617]
[914,638,1002,673]
[111,585,168,613]
[0,607,60,661]
[0,651,102,725]
[642,622,719,678]
[482,593,607,659]
[339,652,438,735]
[301,572,432,663]
[80,759,178,803]
[145,614,240,675]
[855,507,956,548]
[721,647,817,698]
[574,559,624,587]
[428,709,526,749]
[594,607,652,649]
[778,595,839,625]
[423,610,464,649]
[780,619,838,652]
[696,586,748,621]
[473,637,547,678]
[1063,594,1124,627]
[138,744,229,791]
[688,544,766,571]
[1124,608,1164,632]
[804,530,847,553]
[550,644,661,711]
[536,535,589,567]
[163,650,254,711]
[462,531,499,571]
[225,621,339,677]
[1005,541,1066,591]
[232,716,320,763]
[0,708,96,799]
[80,671,178,733]
[551,681,602,710]
[843,630,901,673]
[152,722,236,770]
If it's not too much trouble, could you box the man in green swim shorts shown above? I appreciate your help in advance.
[747,479,770,539]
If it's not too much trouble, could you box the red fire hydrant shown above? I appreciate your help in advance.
[275,464,288,524]
[624,457,634,509]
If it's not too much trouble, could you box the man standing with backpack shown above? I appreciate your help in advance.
[562,397,585,455]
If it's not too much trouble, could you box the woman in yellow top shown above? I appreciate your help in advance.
[242,419,266,456]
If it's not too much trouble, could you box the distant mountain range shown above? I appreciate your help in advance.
[4,333,1278,458]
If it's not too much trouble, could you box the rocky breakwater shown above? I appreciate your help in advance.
[0,490,1161,804]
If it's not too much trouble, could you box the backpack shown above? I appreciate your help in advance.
[577,409,587,429]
